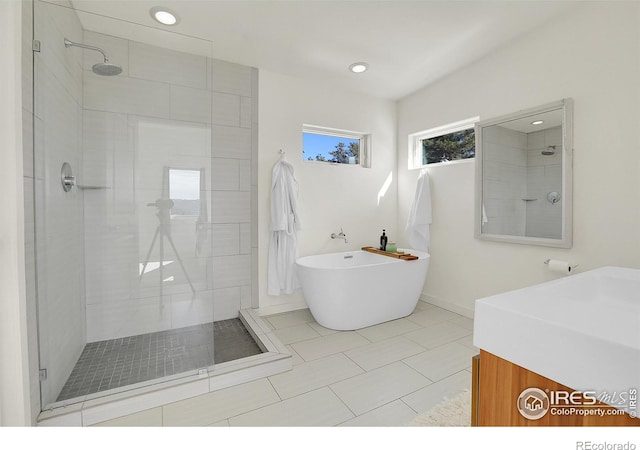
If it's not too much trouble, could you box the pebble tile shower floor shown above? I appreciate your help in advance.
[56,318,262,401]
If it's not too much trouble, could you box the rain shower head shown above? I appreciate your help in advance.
[92,62,123,76]
[64,38,123,76]
[542,145,557,156]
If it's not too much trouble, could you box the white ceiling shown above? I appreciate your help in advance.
[69,0,579,100]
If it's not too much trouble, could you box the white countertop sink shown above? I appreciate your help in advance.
[474,266,640,413]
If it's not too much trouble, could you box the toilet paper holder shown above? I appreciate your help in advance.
[544,259,578,270]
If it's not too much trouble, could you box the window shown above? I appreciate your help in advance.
[409,117,479,169]
[169,168,201,216]
[302,124,370,167]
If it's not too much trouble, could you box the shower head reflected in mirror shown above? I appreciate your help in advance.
[64,38,123,76]
[542,145,557,156]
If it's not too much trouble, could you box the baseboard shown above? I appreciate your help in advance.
[420,293,475,319]
[257,295,475,319]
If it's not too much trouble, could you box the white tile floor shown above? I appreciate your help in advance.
[93,301,477,427]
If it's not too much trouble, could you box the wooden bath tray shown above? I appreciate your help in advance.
[361,247,419,261]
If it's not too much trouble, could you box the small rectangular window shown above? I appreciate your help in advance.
[409,117,479,169]
[302,125,370,167]
[169,168,201,216]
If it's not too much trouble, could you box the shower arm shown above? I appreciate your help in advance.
[64,38,110,62]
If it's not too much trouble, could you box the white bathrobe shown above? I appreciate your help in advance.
[267,157,301,295]
[405,169,432,252]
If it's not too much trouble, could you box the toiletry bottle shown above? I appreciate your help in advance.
[380,229,388,251]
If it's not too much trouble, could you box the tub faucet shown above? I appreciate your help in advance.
[331,228,348,243]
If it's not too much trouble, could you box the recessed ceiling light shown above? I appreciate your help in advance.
[349,62,369,74]
[150,7,179,26]
[531,120,544,125]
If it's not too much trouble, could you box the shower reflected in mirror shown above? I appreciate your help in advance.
[475,99,573,248]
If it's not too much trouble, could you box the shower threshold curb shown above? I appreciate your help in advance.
[37,309,291,426]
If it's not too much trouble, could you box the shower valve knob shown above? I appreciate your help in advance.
[547,191,561,204]
[61,162,76,192]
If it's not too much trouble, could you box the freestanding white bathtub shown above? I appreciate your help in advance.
[296,248,430,330]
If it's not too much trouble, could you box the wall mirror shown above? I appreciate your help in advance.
[474,98,573,248]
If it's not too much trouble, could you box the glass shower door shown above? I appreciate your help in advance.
[33,0,221,408]
[32,0,88,407]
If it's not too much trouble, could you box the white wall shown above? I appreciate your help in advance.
[0,0,31,426]
[397,3,640,316]
[258,70,397,310]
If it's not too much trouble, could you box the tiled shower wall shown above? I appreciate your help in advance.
[482,125,562,239]
[525,126,562,239]
[482,125,527,236]
[81,31,258,343]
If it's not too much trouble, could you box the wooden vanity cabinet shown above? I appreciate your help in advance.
[472,350,640,426]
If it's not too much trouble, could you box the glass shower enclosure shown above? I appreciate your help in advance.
[31,0,259,409]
